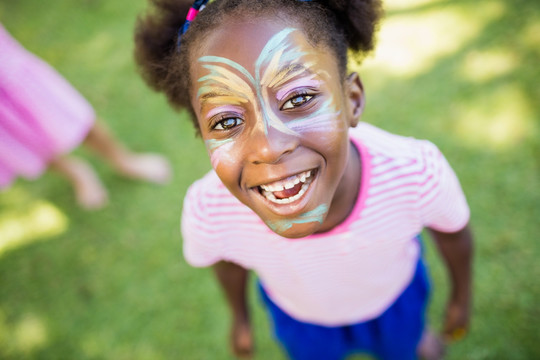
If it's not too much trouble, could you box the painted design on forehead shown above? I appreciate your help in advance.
[202,96,247,107]
[205,138,234,169]
[254,28,306,136]
[266,204,328,233]
[198,28,337,137]
[197,58,256,105]
[254,29,341,135]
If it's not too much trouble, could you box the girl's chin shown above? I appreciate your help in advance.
[265,220,323,239]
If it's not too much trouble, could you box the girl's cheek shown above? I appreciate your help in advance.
[287,101,347,140]
[288,111,337,134]
[207,140,236,169]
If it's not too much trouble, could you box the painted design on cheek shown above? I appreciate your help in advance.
[266,204,328,233]
[205,138,234,169]
[205,138,234,151]
[286,98,343,133]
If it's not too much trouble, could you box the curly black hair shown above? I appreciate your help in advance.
[134,0,383,130]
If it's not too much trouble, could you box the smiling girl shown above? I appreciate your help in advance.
[135,1,473,359]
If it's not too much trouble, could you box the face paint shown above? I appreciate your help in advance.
[198,28,334,139]
[197,60,256,106]
[255,28,306,136]
[199,56,256,85]
[205,105,243,120]
[266,204,329,232]
[205,138,234,152]
[268,63,314,89]
[287,99,343,134]
[275,75,320,101]
[205,138,235,169]
[202,96,247,107]
[254,29,341,135]
[193,20,361,239]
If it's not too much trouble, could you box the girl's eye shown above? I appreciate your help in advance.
[281,94,314,110]
[213,117,244,130]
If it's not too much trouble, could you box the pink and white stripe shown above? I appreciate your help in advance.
[181,122,470,326]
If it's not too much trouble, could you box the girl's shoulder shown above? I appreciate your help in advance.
[352,122,440,161]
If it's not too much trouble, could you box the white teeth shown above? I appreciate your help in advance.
[284,179,295,189]
[259,170,314,204]
[259,170,311,192]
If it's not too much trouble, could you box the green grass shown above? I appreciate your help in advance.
[0,0,539,358]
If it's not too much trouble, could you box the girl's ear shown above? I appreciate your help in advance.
[345,72,365,128]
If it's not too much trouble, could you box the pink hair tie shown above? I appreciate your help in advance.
[177,0,209,50]
[186,8,200,21]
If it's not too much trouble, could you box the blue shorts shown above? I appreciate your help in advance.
[258,258,430,360]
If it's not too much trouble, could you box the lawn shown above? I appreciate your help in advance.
[0,0,539,359]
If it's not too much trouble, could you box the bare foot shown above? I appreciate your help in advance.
[417,329,445,360]
[82,121,171,184]
[51,157,108,210]
[113,153,171,185]
[231,319,253,359]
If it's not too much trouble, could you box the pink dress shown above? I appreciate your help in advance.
[0,24,95,189]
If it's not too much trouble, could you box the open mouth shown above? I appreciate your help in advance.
[258,170,315,204]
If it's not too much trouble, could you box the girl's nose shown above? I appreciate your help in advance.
[247,125,299,165]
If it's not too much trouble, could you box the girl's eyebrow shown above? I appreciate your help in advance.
[277,63,307,78]
[205,104,244,119]
[200,90,239,100]
[275,75,320,100]
[199,90,249,108]
[268,63,313,89]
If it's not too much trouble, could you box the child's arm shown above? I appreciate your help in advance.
[428,223,474,342]
[213,261,253,358]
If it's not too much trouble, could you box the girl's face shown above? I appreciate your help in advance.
[190,17,364,238]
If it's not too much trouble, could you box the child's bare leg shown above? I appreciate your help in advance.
[231,318,253,359]
[49,156,108,210]
[417,328,445,360]
[83,120,171,184]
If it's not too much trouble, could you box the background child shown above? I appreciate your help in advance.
[135,0,473,359]
[0,23,171,210]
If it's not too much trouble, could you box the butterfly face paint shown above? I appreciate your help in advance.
[198,27,342,143]
[267,204,329,233]
[191,18,362,238]
[205,138,234,168]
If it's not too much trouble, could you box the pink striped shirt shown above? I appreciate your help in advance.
[181,123,470,326]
